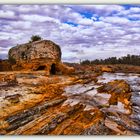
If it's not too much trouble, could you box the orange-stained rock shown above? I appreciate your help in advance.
[97,80,132,111]
[56,62,75,75]
[9,40,61,62]
[0,60,12,71]
[0,70,139,135]
[101,66,114,73]
[8,40,62,74]
[0,74,18,86]
[5,94,22,104]
[7,40,75,75]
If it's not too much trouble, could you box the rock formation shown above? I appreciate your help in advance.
[97,80,132,114]
[9,40,61,62]
[0,70,139,135]
[8,40,74,75]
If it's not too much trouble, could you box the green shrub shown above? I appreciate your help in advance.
[29,35,42,42]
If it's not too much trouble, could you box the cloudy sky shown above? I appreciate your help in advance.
[0,5,140,62]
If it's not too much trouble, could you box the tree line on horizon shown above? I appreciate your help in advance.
[81,54,140,66]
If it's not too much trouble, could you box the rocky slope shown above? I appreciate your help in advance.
[0,69,139,135]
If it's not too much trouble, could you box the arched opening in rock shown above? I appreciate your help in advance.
[36,65,46,71]
[50,63,56,75]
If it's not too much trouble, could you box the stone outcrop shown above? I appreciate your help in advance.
[7,40,74,75]
[0,69,139,135]
[9,40,61,62]
[97,80,132,111]
[8,40,62,73]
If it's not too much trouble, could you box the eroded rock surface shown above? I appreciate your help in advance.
[97,80,131,109]
[0,71,139,135]
[9,40,61,62]
[7,40,75,76]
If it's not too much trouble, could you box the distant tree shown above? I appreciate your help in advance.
[81,59,91,65]
[81,54,140,66]
[29,35,42,43]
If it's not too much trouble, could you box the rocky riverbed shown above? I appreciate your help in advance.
[0,70,140,135]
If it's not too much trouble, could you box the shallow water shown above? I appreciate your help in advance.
[63,72,140,134]
[64,72,140,108]
[98,73,140,134]
[98,72,140,105]
[98,72,140,85]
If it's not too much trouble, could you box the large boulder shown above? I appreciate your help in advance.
[7,39,75,75]
[8,40,63,73]
[8,40,61,63]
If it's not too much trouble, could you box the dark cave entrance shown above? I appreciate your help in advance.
[36,65,46,71]
[50,63,56,75]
